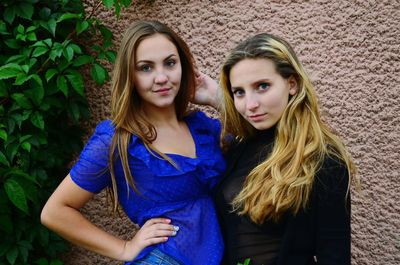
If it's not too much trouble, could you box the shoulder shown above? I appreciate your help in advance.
[314,155,349,195]
[94,120,115,135]
[186,111,218,124]
[82,120,115,151]
[186,111,221,134]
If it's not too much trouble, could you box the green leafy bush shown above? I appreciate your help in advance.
[0,0,131,264]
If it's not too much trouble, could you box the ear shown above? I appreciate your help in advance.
[288,76,298,96]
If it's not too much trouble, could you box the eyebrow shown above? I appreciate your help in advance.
[231,78,272,90]
[136,54,177,64]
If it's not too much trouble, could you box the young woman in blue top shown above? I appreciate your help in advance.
[197,33,358,265]
[41,20,225,265]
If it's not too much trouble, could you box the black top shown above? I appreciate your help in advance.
[215,129,351,265]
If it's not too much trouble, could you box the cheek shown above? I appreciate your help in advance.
[233,99,245,115]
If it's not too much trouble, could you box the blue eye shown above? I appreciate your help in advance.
[232,89,245,97]
[258,83,270,90]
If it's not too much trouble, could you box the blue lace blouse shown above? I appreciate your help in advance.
[70,111,226,265]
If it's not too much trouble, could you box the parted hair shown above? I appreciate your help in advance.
[220,33,357,223]
[108,20,196,211]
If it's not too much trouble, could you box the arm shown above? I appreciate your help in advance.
[314,157,351,265]
[41,174,177,261]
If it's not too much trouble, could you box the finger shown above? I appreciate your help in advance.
[143,218,171,227]
[145,237,169,246]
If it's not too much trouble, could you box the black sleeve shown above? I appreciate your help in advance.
[314,156,351,265]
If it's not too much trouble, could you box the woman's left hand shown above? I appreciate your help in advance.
[193,71,220,109]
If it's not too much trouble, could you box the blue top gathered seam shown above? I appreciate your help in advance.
[70,111,226,265]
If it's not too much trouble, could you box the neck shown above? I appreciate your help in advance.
[143,105,180,128]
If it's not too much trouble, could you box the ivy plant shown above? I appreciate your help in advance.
[0,0,143,264]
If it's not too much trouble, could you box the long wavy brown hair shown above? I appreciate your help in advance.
[220,33,358,223]
[108,21,195,211]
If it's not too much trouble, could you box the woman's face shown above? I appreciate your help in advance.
[229,58,298,130]
[134,33,182,112]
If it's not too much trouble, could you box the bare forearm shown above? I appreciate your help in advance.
[41,204,133,261]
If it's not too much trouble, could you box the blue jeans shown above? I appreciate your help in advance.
[133,249,182,265]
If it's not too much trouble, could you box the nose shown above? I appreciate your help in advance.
[246,94,259,111]
[154,70,168,84]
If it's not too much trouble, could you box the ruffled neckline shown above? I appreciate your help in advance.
[127,112,218,177]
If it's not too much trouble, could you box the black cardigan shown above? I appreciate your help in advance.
[215,139,351,265]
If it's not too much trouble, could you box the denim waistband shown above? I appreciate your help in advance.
[132,248,182,265]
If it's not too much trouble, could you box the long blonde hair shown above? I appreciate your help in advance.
[220,33,357,223]
[108,21,195,211]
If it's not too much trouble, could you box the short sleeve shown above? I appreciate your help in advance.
[70,120,114,193]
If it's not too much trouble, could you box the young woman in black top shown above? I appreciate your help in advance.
[196,33,358,265]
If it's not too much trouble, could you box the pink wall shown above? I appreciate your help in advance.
[63,0,400,264]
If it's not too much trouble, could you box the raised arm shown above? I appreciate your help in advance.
[41,174,177,261]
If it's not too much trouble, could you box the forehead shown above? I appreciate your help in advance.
[229,58,278,86]
[135,33,179,61]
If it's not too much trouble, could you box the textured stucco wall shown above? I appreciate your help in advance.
[63,0,400,264]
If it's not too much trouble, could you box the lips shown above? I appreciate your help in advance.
[248,113,267,122]
[153,88,171,94]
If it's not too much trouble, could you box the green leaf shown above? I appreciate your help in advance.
[0,151,10,167]
[57,12,81,23]
[11,93,32,109]
[0,81,8,97]
[18,3,34,20]
[0,20,8,35]
[21,142,31,152]
[105,50,116,63]
[4,6,16,24]
[73,55,93,67]
[39,7,51,19]
[5,179,29,214]
[76,20,89,34]
[38,226,49,247]
[6,246,18,265]
[69,43,82,54]
[26,26,37,33]
[27,32,37,41]
[0,64,21,79]
[0,129,7,141]
[30,112,44,130]
[45,69,58,81]
[17,24,25,34]
[90,63,107,85]
[4,39,21,49]
[6,140,19,162]
[63,45,74,61]
[102,0,114,8]
[14,73,31,85]
[47,18,57,36]
[0,214,13,233]
[25,78,44,105]
[66,71,84,96]
[69,101,80,122]
[22,110,32,121]
[32,46,48,57]
[56,75,68,96]
[99,25,113,40]
[6,54,25,64]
